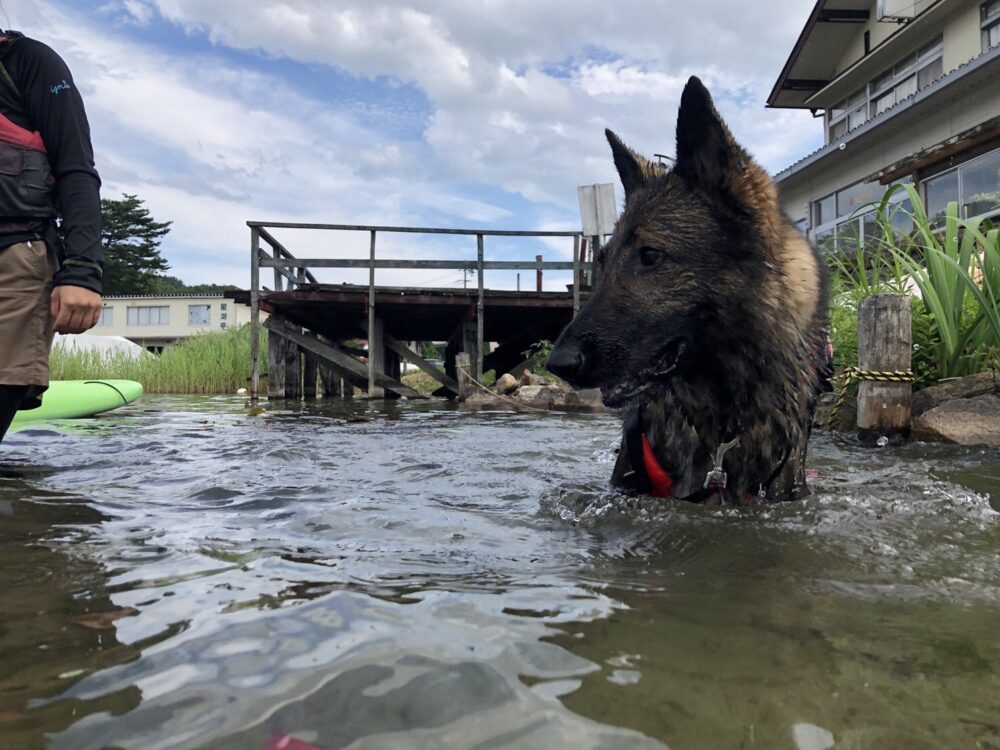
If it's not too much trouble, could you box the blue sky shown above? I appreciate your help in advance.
[7,0,823,289]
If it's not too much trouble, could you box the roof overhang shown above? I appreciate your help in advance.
[801,0,966,108]
[767,0,875,109]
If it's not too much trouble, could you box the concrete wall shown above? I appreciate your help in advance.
[94,296,261,347]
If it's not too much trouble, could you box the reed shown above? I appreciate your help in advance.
[49,326,263,394]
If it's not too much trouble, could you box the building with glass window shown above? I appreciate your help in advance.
[94,295,265,352]
[769,0,1000,252]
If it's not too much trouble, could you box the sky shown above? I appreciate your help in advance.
[5,0,824,290]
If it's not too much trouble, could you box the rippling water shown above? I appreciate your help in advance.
[1,396,998,749]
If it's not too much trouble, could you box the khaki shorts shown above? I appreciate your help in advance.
[0,240,58,409]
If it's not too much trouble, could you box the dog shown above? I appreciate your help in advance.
[547,76,830,504]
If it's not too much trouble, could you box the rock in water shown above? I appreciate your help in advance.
[912,394,1000,447]
[495,373,518,395]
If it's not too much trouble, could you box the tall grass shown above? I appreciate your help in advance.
[827,187,1000,385]
[874,185,1000,379]
[49,326,263,394]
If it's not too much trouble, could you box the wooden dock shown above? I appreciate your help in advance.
[228,222,593,400]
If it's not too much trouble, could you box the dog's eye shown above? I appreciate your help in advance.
[639,247,661,267]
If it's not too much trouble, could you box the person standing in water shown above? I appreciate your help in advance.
[0,28,103,445]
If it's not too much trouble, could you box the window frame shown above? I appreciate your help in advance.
[922,145,1000,223]
[187,304,212,327]
[126,305,170,327]
[826,34,943,142]
[983,1,1000,51]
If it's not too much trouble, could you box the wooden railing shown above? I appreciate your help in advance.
[247,221,590,399]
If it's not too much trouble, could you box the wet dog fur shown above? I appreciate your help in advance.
[547,77,830,504]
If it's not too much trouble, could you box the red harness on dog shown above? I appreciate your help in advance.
[640,433,673,498]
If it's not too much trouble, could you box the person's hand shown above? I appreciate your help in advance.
[50,285,103,334]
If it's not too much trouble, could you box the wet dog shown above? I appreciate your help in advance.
[548,77,830,504]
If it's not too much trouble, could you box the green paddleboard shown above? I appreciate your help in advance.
[11,380,143,424]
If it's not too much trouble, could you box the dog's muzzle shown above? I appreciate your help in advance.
[546,340,592,387]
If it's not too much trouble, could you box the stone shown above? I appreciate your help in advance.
[912,372,999,416]
[495,373,519,395]
[911,394,1000,447]
[519,369,548,387]
[561,388,606,413]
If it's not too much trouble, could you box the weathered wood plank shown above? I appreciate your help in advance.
[260,258,580,271]
[264,317,423,399]
[857,293,912,444]
[372,327,459,394]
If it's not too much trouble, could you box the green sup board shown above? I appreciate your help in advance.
[12,380,143,424]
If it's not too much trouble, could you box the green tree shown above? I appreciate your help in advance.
[101,193,172,295]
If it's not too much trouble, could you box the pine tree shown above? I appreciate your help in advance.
[100,193,172,295]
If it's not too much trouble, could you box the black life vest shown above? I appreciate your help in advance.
[0,31,57,226]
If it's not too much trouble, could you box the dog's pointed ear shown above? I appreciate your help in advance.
[606,129,646,198]
[673,76,741,195]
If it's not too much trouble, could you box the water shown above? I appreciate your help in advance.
[1,396,999,749]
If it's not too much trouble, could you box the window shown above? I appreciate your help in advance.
[828,88,866,141]
[188,304,211,326]
[811,177,913,255]
[984,1,1000,52]
[95,307,113,327]
[826,35,943,142]
[220,303,227,310]
[868,35,942,118]
[127,306,169,326]
[961,148,1000,218]
[925,170,959,223]
[923,147,1000,224]
[220,312,228,321]
[220,322,227,330]
[924,149,1000,222]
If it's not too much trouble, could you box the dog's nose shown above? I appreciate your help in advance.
[546,342,587,384]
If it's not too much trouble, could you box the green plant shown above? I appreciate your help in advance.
[872,185,1000,379]
[522,339,555,378]
[49,325,264,394]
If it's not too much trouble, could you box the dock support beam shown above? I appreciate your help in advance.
[367,317,385,400]
[250,227,261,400]
[303,351,318,399]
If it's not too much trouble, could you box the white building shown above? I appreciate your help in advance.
[769,0,1000,250]
[94,295,260,352]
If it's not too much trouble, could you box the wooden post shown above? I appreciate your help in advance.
[535,254,543,292]
[303,351,318,399]
[572,234,581,315]
[284,338,302,400]
[591,234,602,290]
[456,352,474,400]
[476,233,485,381]
[384,347,401,400]
[368,229,377,397]
[368,317,385,399]
[250,227,261,400]
[857,293,912,444]
[267,327,287,399]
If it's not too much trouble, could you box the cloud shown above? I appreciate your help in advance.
[4,0,822,286]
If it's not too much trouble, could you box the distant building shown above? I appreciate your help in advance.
[95,295,263,352]
[769,0,1000,252]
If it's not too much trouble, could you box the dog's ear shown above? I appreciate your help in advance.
[673,76,742,196]
[606,129,646,199]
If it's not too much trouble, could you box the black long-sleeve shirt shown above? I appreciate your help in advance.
[0,33,103,293]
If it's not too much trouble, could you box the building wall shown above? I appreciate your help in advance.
[779,62,1000,224]
[942,1,987,70]
[94,296,260,349]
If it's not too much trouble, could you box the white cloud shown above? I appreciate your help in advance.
[2,0,823,286]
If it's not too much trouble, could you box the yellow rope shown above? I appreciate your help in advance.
[827,366,914,428]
